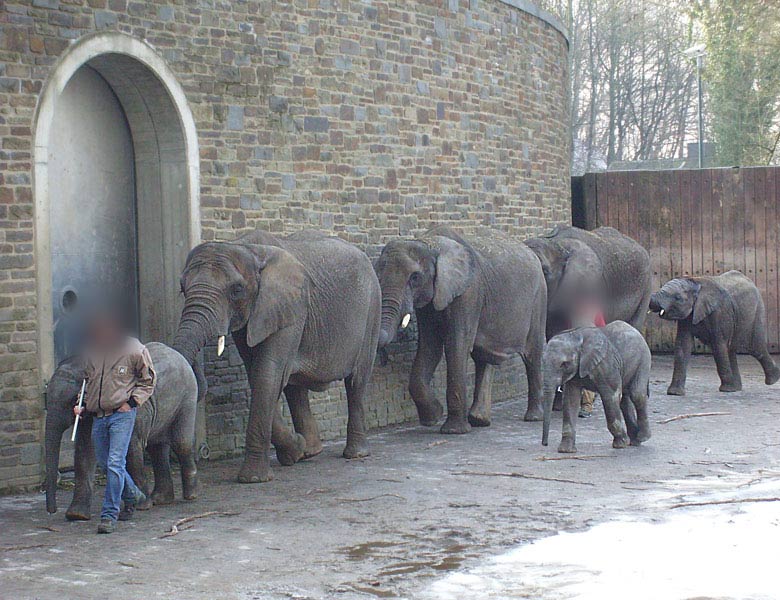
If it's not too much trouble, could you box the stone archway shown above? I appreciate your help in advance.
[33,31,200,379]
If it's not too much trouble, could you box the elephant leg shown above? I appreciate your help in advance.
[285,385,322,458]
[599,386,629,449]
[343,373,371,459]
[66,417,95,521]
[668,322,693,396]
[409,310,445,426]
[620,395,640,444]
[628,387,651,444]
[728,350,743,390]
[148,443,175,506]
[713,341,740,392]
[523,331,545,422]
[752,346,780,385]
[125,436,148,497]
[468,361,494,427]
[558,384,580,453]
[440,323,476,435]
[239,341,296,483]
[170,435,198,501]
[272,402,306,467]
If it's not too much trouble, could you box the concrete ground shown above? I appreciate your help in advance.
[2,355,780,600]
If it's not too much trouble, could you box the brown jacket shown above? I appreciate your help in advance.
[83,337,156,417]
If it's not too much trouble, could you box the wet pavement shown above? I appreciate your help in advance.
[2,354,780,600]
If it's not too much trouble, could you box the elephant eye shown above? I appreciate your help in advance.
[409,271,422,285]
[229,283,246,300]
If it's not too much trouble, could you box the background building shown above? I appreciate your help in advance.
[0,0,569,491]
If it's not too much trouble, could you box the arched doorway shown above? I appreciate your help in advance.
[34,32,200,379]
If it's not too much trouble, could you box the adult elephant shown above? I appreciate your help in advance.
[375,226,547,431]
[44,343,198,520]
[525,225,652,338]
[174,230,381,484]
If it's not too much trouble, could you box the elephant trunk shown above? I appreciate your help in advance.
[173,288,226,365]
[378,284,413,349]
[44,409,69,514]
[541,380,558,447]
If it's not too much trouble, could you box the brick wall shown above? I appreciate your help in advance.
[0,0,569,489]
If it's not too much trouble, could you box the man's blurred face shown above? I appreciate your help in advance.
[86,314,123,350]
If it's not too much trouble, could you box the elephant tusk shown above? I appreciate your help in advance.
[401,314,411,329]
[217,336,226,357]
[660,309,665,316]
[557,386,563,393]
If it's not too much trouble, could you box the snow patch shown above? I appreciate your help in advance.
[422,478,780,600]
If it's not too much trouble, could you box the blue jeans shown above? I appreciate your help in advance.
[92,408,140,521]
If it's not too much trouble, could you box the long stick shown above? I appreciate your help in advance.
[658,412,730,424]
[70,379,86,442]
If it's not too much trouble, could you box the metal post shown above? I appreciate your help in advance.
[697,54,704,169]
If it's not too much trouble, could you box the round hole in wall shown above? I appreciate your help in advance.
[61,289,78,314]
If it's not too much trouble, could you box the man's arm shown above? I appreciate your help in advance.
[128,346,156,408]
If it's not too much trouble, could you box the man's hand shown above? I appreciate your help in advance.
[73,405,85,417]
[117,402,132,413]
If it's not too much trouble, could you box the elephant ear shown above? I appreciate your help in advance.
[578,329,618,380]
[692,280,728,325]
[246,245,308,347]
[431,236,475,311]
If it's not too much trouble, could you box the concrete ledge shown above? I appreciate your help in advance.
[496,0,569,44]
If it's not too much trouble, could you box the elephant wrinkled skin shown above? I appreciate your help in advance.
[174,230,381,484]
[525,225,652,338]
[542,321,652,453]
[375,226,548,432]
[44,343,199,520]
[649,270,780,395]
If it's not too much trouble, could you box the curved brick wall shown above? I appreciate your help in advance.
[0,0,569,485]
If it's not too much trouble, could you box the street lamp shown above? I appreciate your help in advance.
[684,44,707,169]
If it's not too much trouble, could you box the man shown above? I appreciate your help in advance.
[571,299,606,418]
[74,314,156,533]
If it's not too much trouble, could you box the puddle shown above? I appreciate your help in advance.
[341,540,401,561]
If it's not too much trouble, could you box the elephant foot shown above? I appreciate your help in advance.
[416,402,444,427]
[666,385,686,396]
[440,416,471,435]
[237,457,273,484]
[65,503,91,521]
[468,411,491,427]
[182,478,199,502]
[765,365,780,385]
[635,424,652,443]
[136,496,154,511]
[557,437,577,454]
[523,405,544,422]
[719,382,742,393]
[343,439,370,460]
[275,434,307,467]
[302,437,324,459]
[151,489,175,506]
[612,435,630,449]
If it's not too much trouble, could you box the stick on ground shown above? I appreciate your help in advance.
[670,497,780,509]
[658,412,730,424]
[160,511,240,538]
[452,470,595,486]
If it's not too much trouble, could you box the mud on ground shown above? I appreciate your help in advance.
[1,355,779,600]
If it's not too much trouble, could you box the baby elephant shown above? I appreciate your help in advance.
[649,270,780,395]
[542,321,652,453]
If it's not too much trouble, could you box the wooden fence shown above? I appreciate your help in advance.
[572,167,780,352]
